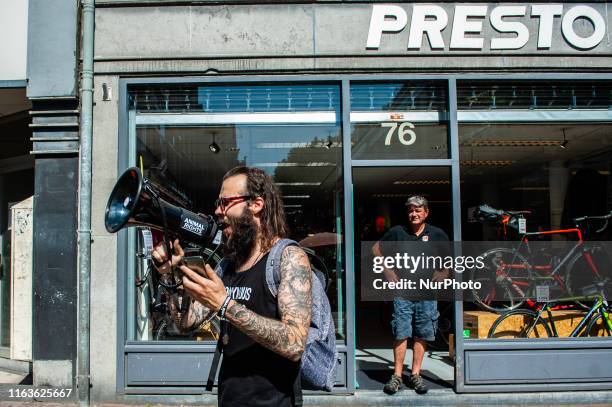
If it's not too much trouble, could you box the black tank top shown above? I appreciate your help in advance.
[219,253,300,407]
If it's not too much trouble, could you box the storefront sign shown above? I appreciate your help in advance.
[367,4,606,51]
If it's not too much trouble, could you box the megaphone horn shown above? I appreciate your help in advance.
[104,167,219,247]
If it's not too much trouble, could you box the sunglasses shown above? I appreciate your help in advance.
[215,195,252,210]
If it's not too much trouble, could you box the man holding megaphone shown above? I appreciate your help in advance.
[150,166,313,407]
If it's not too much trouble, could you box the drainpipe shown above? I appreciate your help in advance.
[77,0,94,405]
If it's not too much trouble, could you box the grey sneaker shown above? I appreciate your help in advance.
[408,373,428,394]
[383,374,402,395]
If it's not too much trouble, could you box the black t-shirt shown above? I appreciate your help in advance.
[380,223,449,245]
[379,223,450,282]
[219,253,300,407]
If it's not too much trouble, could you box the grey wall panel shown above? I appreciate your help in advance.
[126,352,215,385]
[125,351,347,388]
[95,5,314,59]
[27,0,78,98]
[32,157,78,362]
[466,349,612,384]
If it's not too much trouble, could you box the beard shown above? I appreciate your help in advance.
[222,208,258,267]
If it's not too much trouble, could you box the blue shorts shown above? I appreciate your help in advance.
[391,298,439,342]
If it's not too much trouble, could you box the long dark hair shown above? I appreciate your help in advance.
[223,166,288,251]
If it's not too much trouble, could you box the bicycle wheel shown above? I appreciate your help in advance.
[488,309,553,339]
[584,313,612,337]
[565,245,612,309]
[469,248,532,313]
[154,316,221,341]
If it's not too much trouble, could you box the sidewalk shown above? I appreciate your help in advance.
[1,389,612,407]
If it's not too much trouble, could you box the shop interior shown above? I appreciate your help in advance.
[459,121,612,341]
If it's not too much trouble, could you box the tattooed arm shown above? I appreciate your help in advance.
[164,287,215,334]
[224,245,312,362]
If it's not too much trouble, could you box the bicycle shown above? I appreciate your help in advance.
[487,292,612,339]
[469,205,612,313]
[135,227,223,341]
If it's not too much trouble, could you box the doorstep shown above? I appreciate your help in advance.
[2,389,612,406]
[305,389,612,406]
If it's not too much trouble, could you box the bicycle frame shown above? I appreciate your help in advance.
[527,296,611,338]
[474,207,612,312]
[493,228,603,299]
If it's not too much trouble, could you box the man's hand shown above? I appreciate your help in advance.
[151,239,184,274]
[373,242,400,283]
[178,263,227,313]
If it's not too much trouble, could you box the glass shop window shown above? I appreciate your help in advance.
[458,80,612,342]
[127,83,347,342]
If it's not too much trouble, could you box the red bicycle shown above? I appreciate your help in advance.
[469,205,612,313]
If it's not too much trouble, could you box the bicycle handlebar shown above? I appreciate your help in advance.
[572,211,612,233]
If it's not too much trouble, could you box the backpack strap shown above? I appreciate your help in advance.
[292,369,303,407]
[205,322,224,391]
[206,259,230,392]
[265,238,299,298]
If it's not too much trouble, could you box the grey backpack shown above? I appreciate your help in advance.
[266,239,338,391]
[211,238,338,392]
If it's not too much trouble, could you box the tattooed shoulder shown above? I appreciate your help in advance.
[280,245,312,283]
[278,245,312,326]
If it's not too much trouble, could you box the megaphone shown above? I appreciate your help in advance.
[105,167,220,246]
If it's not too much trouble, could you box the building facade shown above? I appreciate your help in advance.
[89,1,612,402]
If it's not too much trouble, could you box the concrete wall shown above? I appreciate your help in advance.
[94,2,612,75]
[90,75,120,402]
[27,0,80,390]
[27,0,78,98]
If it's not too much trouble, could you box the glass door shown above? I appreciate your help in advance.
[347,79,459,391]
[352,166,455,390]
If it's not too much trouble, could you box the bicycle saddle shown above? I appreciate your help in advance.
[505,210,532,216]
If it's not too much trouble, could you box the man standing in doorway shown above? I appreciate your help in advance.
[372,195,449,395]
